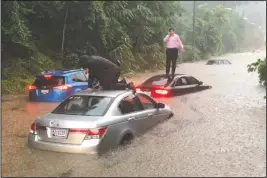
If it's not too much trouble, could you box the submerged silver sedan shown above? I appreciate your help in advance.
[28,90,173,154]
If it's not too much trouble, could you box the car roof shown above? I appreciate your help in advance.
[208,59,229,61]
[74,90,133,98]
[147,74,185,79]
[150,74,189,79]
[141,74,191,86]
[36,69,83,77]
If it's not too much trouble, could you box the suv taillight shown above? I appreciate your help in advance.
[26,85,37,91]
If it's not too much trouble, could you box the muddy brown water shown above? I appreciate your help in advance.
[1,52,266,177]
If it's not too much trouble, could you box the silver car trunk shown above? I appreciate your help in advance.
[35,113,102,144]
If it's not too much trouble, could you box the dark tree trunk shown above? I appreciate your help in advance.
[60,5,68,60]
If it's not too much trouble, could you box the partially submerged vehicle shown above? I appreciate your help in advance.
[28,90,173,154]
[26,69,133,102]
[26,69,88,102]
[206,59,231,65]
[135,74,212,97]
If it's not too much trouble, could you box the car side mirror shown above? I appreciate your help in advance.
[199,81,203,85]
[156,103,165,109]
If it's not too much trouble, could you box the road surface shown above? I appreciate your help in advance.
[1,52,266,177]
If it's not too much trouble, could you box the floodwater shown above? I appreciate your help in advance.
[1,52,266,177]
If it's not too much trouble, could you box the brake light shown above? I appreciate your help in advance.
[44,75,52,79]
[69,129,87,133]
[26,85,37,91]
[154,89,169,95]
[29,122,37,134]
[53,85,70,90]
[135,86,143,93]
[70,126,108,139]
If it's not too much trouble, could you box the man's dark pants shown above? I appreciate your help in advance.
[166,48,178,78]
[100,67,127,90]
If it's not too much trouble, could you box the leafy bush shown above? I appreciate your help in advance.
[1,53,61,94]
[181,45,202,62]
[247,57,266,87]
[2,77,34,94]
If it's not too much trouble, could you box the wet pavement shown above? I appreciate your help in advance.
[1,52,266,177]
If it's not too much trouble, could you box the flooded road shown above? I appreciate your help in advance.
[2,52,266,177]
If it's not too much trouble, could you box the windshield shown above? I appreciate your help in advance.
[206,60,215,65]
[142,76,171,86]
[222,60,231,64]
[34,76,65,89]
[52,95,113,116]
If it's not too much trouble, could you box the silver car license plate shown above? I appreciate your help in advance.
[51,128,68,138]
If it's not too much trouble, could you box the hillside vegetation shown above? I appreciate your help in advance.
[247,41,266,89]
[1,1,264,94]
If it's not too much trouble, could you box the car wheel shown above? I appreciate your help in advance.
[120,133,134,146]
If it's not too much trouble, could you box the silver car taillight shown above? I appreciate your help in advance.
[70,127,108,140]
[29,122,37,135]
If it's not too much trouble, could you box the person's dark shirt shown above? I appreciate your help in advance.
[79,55,120,88]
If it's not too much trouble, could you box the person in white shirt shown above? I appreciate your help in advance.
[163,28,184,80]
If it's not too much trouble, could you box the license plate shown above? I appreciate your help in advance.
[51,128,68,138]
[41,90,49,94]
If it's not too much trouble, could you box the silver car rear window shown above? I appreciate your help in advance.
[52,95,113,116]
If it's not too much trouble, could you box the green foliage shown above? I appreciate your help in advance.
[182,45,202,62]
[247,38,266,90]
[1,1,31,46]
[258,58,266,87]
[247,57,266,87]
[194,6,234,56]
[1,53,61,94]
[2,77,35,95]
[1,58,35,94]
[177,4,263,59]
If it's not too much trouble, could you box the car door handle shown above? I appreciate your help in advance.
[128,117,135,121]
[148,113,153,116]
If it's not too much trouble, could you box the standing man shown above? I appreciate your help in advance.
[163,28,184,80]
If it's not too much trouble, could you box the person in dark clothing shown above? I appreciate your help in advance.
[102,54,122,80]
[79,55,133,90]
[163,28,184,80]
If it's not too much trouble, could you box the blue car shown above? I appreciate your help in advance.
[28,69,89,102]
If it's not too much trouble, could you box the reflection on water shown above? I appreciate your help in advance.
[24,102,59,119]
